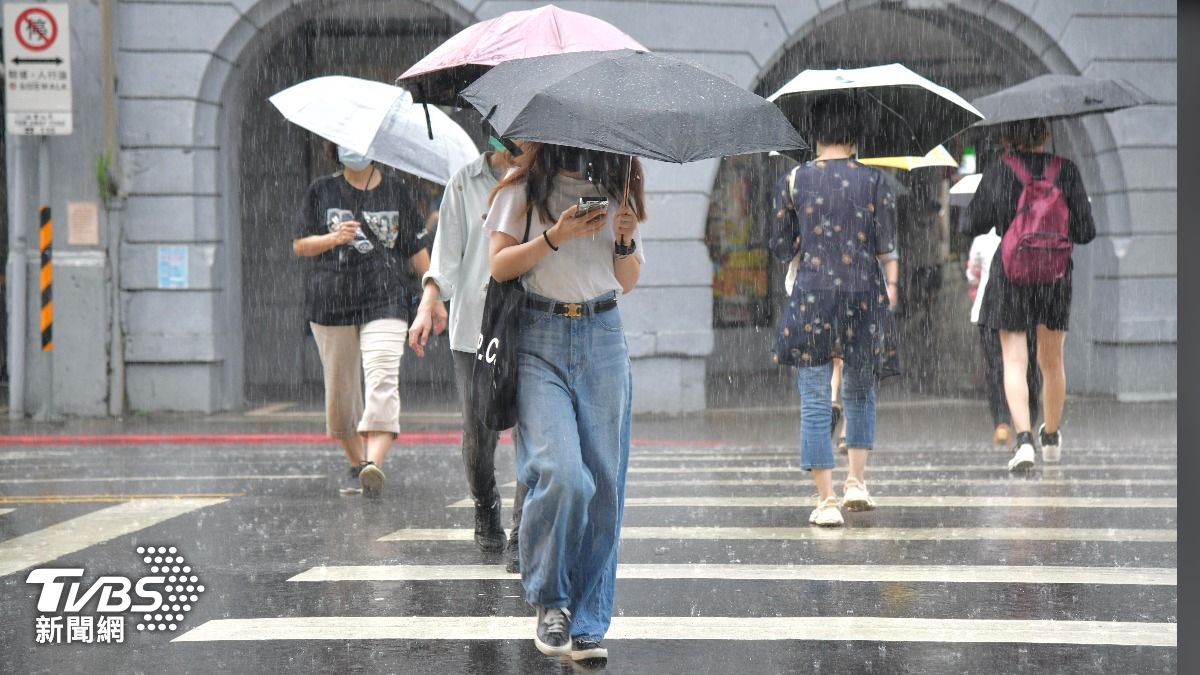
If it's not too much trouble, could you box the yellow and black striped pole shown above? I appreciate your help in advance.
[38,206,52,352]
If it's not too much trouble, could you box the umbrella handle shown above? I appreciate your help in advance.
[619,155,632,246]
[422,103,433,141]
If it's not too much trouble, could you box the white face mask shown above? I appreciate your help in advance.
[337,147,372,171]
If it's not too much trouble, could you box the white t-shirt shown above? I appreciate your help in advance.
[484,173,646,303]
[967,228,1001,324]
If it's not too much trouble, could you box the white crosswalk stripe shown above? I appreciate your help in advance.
[448,495,1175,509]
[175,616,1176,647]
[0,498,227,578]
[288,563,1176,586]
[627,463,1174,474]
[378,526,1174,543]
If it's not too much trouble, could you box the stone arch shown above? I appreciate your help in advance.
[191,0,475,407]
[706,0,1122,395]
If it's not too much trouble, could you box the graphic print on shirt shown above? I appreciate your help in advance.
[363,211,402,249]
[326,208,373,253]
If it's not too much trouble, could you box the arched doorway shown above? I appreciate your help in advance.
[705,3,1102,404]
[217,2,476,408]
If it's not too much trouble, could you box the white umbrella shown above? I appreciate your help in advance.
[767,63,983,157]
[948,173,982,207]
[269,75,478,185]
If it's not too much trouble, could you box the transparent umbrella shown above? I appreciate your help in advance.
[269,75,478,185]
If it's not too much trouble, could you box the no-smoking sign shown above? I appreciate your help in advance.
[3,3,72,135]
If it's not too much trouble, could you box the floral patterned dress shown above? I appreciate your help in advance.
[769,158,900,377]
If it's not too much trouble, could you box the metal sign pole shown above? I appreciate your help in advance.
[36,136,53,420]
[6,136,27,419]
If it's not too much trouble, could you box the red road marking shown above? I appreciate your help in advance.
[0,432,721,447]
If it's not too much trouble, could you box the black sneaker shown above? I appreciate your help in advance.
[570,639,608,663]
[534,606,571,656]
[339,464,363,496]
[358,461,385,497]
[473,490,506,553]
[1038,424,1062,463]
[505,532,521,574]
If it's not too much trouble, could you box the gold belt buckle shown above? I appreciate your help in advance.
[562,303,583,318]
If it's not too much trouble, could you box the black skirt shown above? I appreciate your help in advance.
[979,251,1073,332]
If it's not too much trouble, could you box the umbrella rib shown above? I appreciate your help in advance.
[860,89,919,150]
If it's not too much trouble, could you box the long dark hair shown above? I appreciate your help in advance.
[1001,118,1050,151]
[489,142,647,225]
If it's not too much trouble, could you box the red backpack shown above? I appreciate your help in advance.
[1000,154,1072,285]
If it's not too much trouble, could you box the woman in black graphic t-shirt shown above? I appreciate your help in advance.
[293,144,430,497]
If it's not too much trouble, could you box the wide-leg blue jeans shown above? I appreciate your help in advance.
[515,290,631,642]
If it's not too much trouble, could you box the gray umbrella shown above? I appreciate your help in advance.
[458,49,807,163]
[971,74,1153,126]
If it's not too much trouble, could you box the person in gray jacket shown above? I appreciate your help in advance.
[409,142,528,572]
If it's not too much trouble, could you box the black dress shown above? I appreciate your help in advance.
[966,151,1096,331]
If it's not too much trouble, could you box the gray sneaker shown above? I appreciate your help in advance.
[534,606,572,656]
[358,461,385,497]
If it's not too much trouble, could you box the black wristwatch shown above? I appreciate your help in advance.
[614,238,637,257]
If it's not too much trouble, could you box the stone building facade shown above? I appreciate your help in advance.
[5,0,1177,416]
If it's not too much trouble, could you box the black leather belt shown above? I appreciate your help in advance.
[525,297,617,318]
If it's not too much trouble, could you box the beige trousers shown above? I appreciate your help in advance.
[309,319,407,438]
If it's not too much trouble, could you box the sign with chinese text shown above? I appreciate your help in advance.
[3,3,72,135]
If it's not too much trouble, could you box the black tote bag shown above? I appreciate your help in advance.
[471,210,532,431]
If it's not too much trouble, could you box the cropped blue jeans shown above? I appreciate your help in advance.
[797,358,876,470]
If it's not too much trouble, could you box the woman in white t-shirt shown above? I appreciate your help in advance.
[966,227,1040,445]
[485,142,645,664]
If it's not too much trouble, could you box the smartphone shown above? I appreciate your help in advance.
[577,196,609,216]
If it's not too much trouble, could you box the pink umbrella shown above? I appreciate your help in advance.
[398,4,647,107]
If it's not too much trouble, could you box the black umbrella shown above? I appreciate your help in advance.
[971,74,1153,126]
[458,49,807,163]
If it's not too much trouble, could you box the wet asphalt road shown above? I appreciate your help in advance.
[0,400,1177,673]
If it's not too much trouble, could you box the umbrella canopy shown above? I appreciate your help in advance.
[269,76,478,185]
[859,144,958,171]
[948,172,982,207]
[398,4,646,106]
[971,74,1153,127]
[459,49,806,163]
[767,63,983,157]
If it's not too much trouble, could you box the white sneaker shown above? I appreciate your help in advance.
[1039,424,1062,463]
[1007,443,1036,472]
[842,477,876,512]
[808,496,844,527]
